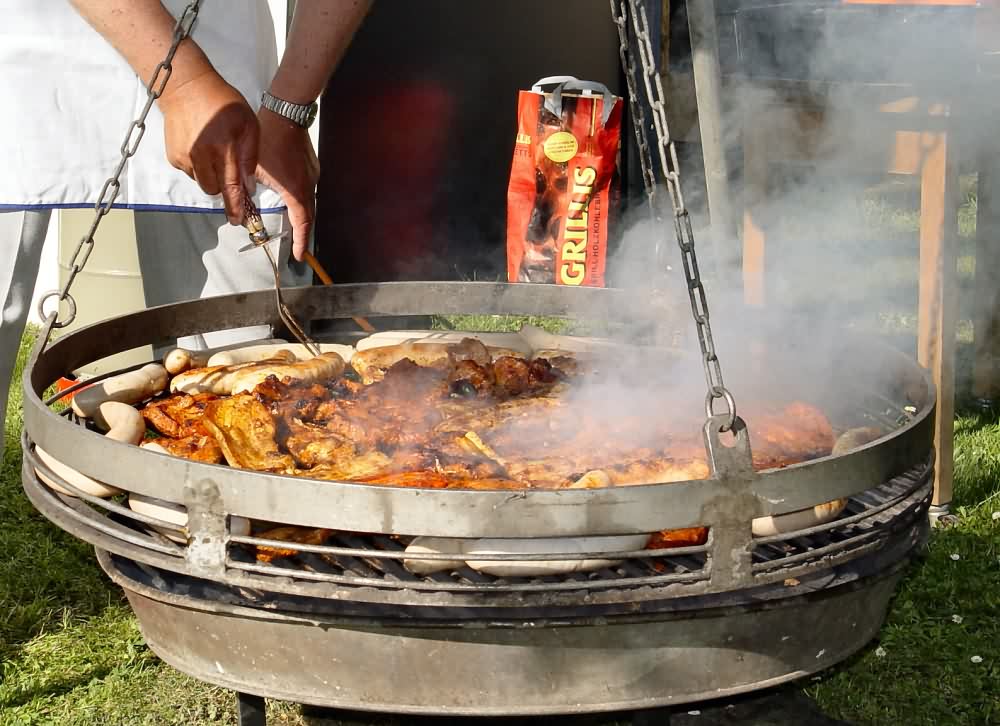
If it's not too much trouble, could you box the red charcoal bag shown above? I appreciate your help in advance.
[506,77,623,287]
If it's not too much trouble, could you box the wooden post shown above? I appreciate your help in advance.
[660,0,670,74]
[916,130,958,508]
[742,121,768,307]
[973,158,1000,402]
[686,0,740,278]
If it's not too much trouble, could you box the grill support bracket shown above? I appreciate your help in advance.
[184,478,228,579]
[703,415,758,590]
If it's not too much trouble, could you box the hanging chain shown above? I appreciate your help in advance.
[612,4,658,213]
[610,0,737,432]
[36,0,203,338]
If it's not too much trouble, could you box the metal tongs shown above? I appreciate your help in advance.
[238,195,322,356]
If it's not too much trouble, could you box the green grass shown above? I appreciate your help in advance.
[432,313,572,334]
[1,178,999,723]
[808,454,1000,726]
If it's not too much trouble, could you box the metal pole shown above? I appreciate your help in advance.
[685,0,738,278]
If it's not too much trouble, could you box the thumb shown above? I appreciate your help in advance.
[256,165,313,262]
[287,195,314,262]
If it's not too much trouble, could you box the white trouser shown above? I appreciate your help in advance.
[0,209,50,435]
[1,209,308,434]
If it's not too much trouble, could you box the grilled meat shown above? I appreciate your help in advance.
[746,402,836,470]
[151,432,224,464]
[647,527,709,549]
[253,525,334,563]
[284,418,356,468]
[202,394,296,472]
[141,393,223,463]
[142,345,842,493]
[142,392,218,438]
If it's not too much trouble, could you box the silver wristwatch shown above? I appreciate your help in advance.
[260,91,318,129]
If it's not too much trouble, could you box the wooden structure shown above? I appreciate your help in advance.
[681,0,998,511]
[740,89,959,507]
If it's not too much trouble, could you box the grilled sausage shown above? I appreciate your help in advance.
[751,499,848,537]
[351,342,464,384]
[463,534,652,577]
[351,340,521,384]
[35,399,147,498]
[34,446,123,498]
[93,401,145,445]
[402,537,468,575]
[403,532,653,577]
[169,350,297,395]
[749,427,873,537]
[71,363,168,419]
[163,338,287,374]
[207,342,353,367]
[229,352,347,395]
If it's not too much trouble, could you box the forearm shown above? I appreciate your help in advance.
[268,0,372,104]
[68,0,216,103]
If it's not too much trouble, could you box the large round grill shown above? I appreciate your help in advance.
[20,282,934,716]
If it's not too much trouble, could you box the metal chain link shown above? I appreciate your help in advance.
[611,3,658,212]
[37,0,203,337]
[610,0,737,432]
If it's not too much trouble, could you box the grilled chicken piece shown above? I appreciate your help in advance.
[351,471,528,490]
[254,378,330,423]
[141,393,223,464]
[142,392,218,438]
[352,470,453,488]
[434,395,562,437]
[284,418,356,468]
[152,433,224,464]
[490,356,562,398]
[492,356,532,397]
[302,451,394,481]
[609,458,711,485]
[202,394,296,472]
[747,402,836,470]
[447,359,494,396]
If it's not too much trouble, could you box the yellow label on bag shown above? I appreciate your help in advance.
[543,131,578,163]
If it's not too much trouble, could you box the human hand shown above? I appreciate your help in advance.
[254,107,320,261]
[158,71,259,225]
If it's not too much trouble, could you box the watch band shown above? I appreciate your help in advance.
[260,91,318,129]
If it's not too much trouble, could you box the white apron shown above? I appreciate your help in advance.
[0,0,284,213]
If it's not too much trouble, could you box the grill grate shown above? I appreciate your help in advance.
[97,456,931,620]
[23,406,932,608]
[214,455,931,597]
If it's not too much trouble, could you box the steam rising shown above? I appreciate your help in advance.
[590,2,983,430]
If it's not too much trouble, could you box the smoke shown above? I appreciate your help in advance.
[592,1,986,429]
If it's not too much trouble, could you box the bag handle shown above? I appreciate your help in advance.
[531,75,579,92]
[545,79,617,126]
